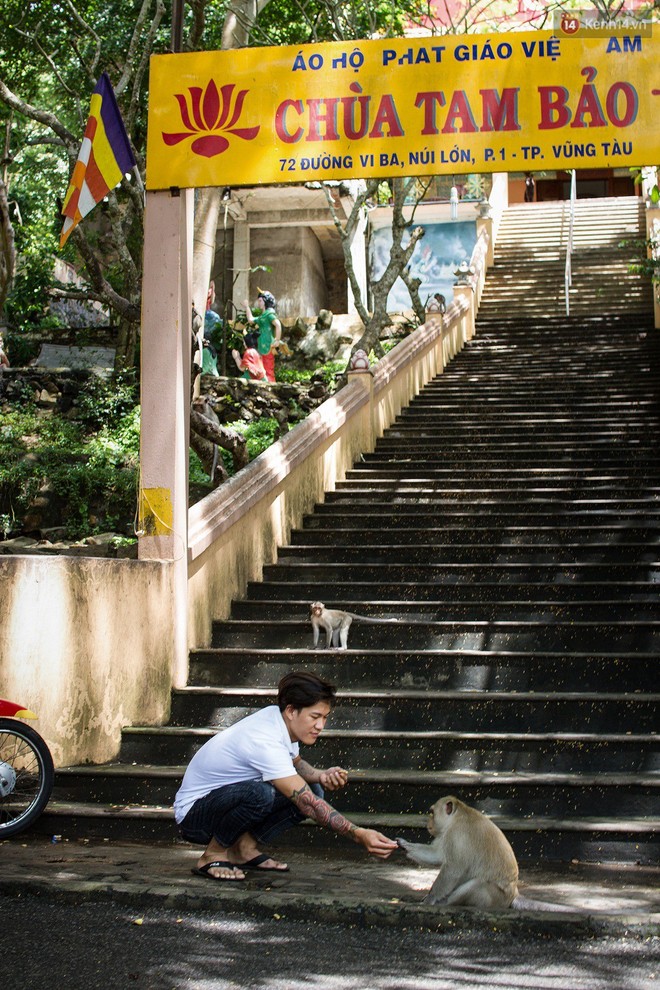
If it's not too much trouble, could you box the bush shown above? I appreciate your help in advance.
[220,417,280,476]
[0,387,140,540]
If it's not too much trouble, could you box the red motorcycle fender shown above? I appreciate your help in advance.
[0,699,38,719]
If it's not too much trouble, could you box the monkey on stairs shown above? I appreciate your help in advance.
[309,602,398,650]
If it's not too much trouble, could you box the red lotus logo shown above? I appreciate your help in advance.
[162,80,260,158]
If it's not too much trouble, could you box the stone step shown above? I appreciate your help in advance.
[168,687,658,734]
[250,578,659,603]
[300,515,660,536]
[32,801,659,864]
[52,762,660,818]
[364,454,658,471]
[323,490,660,506]
[118,723,659,774]
[391,412,659,425]
[394,407,659,420]
[263,560,660,582]
[277,542,658,564]
[291,524,660,544]
[209,618,660,652]
[188,648,658,692]
[233,596,660,619]
[332,472,660,487]
[394,390,658,400]
[310,500,660,517]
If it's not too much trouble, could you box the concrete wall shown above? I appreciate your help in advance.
[0,556,175,766]
[300,227,328,314]
[250,227,328,318]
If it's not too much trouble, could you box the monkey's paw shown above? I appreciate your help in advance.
[395,837,410,850]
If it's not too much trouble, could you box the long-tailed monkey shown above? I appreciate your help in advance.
[309,602,398,650]
[398,796,573,912]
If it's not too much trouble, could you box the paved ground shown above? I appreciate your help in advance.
[2,891,659,990]
[1,834,658,937]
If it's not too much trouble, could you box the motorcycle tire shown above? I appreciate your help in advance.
[0,718,55,837]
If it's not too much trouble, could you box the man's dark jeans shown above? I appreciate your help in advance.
[178,779,324,848]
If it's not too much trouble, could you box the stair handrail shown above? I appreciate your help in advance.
[564,169,577,315]
[468,225,491,309]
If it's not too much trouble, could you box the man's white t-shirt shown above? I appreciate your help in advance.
[173,705,299,823]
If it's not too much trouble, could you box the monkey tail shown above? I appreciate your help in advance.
[511,895,576,913]
[350,615,399,623]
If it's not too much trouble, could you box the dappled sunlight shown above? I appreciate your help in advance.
[107,907,659,990]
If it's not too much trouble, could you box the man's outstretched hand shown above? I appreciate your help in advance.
[353,828,399,858]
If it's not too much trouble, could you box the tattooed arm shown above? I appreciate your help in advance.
[293,757,348,792]
[272,773,397,858]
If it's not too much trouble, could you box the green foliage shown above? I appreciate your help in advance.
[275,359,344,385]
[75,373,139,429]
[219,417,281,475]
[0,381,139,539]
[629,167,660,205]
[189,448,212,488]
[275,367,315,383]
[619,236,660,292]
[253,0,420,45]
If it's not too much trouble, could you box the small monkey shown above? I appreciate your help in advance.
[309,601,397,650]
[398,796,572,912]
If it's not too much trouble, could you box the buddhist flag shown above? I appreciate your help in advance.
[60,73,136,248]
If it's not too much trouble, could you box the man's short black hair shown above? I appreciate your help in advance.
[277,671,336,711]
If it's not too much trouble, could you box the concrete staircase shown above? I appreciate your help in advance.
[479,197,653,321]
[46,203,659,865]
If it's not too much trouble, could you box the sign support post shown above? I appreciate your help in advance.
[138,187,194,687]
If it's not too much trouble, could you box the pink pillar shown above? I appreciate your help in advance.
[138,188,193,685]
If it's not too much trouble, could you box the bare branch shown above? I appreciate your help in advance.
[321,181,377,327]
[187,0,208,50]
[64,0,102,80]
[70,225,140,323]
[222,0,271,48]
[0,78,77,153]
[127,0,166,132]
[116,0,157,96]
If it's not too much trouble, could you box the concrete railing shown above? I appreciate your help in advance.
[646,204,660,330]
[187,296,473,653]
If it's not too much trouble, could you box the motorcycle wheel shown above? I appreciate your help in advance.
[0,718,55,837]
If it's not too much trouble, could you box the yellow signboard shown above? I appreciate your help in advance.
[146,30,659,189]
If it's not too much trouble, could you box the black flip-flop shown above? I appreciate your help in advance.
[239,853,289,872]
[191,860,246,881]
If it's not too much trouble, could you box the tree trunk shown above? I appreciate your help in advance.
[325,178,427,364]
[190,406,249,474]
[0,174,16,324]
[114,316,139,372]
[192,187,222,316]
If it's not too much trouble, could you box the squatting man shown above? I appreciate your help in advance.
[174,671,397,880]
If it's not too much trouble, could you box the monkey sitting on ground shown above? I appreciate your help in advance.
[309,602,397,650]
[397,795,573,912]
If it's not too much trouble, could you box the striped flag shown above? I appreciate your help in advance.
[60,73,136,248]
